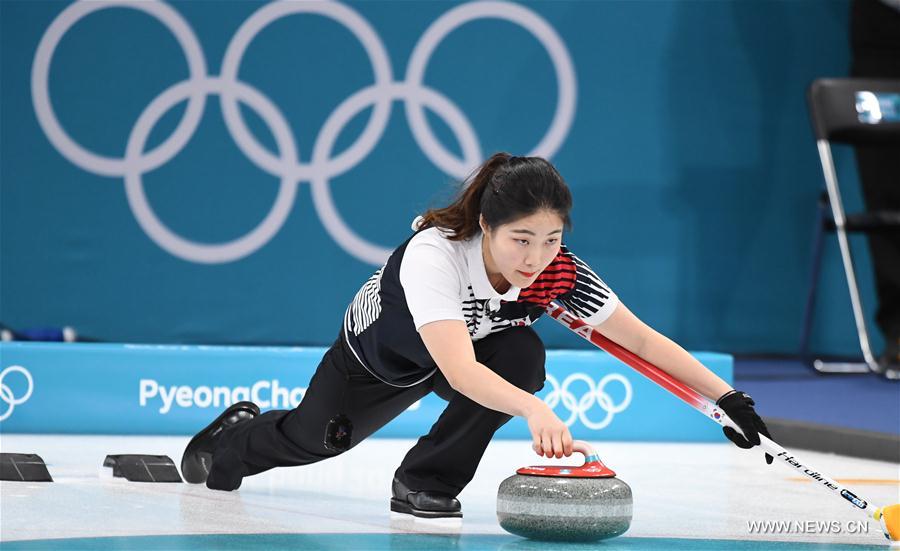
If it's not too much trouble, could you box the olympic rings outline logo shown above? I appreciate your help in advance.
[543,372,632,430]
[0,366,35,422]
[32,0,577,265]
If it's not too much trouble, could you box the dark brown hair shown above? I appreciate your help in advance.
[418,152,573,240]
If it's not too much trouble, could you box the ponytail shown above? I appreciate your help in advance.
[417,152,513,240]
[417,152,572,241]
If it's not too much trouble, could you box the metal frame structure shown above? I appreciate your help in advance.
[800,78,900,378]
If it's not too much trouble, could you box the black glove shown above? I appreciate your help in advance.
[716,390,774,465]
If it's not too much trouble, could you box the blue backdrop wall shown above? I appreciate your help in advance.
[0,0,876,355]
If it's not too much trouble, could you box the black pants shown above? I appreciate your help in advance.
[850,0,900,340]
[208,326,545,496]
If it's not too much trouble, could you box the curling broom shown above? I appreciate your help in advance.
[545,301,900,545]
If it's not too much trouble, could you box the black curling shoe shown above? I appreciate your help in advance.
[180,401,260,484]
[390,477,462,518]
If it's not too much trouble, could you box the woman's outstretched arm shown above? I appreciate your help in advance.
[592,302,733,401]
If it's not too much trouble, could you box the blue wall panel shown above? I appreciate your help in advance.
[0,342,732,441]
[0,1,873,355]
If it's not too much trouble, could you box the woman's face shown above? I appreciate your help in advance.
[480,209,565,290]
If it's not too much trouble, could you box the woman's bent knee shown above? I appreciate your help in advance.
[477,327,546,392]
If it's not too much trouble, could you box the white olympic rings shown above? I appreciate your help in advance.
[0,366,34,422]
[543,372,632,430]
[32,0,576,264]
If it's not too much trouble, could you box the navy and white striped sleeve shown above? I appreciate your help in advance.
[555,248,618,326]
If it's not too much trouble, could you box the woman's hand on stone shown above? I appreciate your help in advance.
[526,402,574,459]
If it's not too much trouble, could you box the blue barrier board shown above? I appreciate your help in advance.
[0,342,731,441]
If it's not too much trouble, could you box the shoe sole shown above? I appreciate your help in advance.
[181,401,259,484]
[390,498,462,519]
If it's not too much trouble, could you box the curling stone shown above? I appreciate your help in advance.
[496,440,632,542]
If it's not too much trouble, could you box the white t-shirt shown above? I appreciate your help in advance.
[343,221,618,386]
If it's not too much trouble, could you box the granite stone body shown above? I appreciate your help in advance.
[496,474,633,542]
